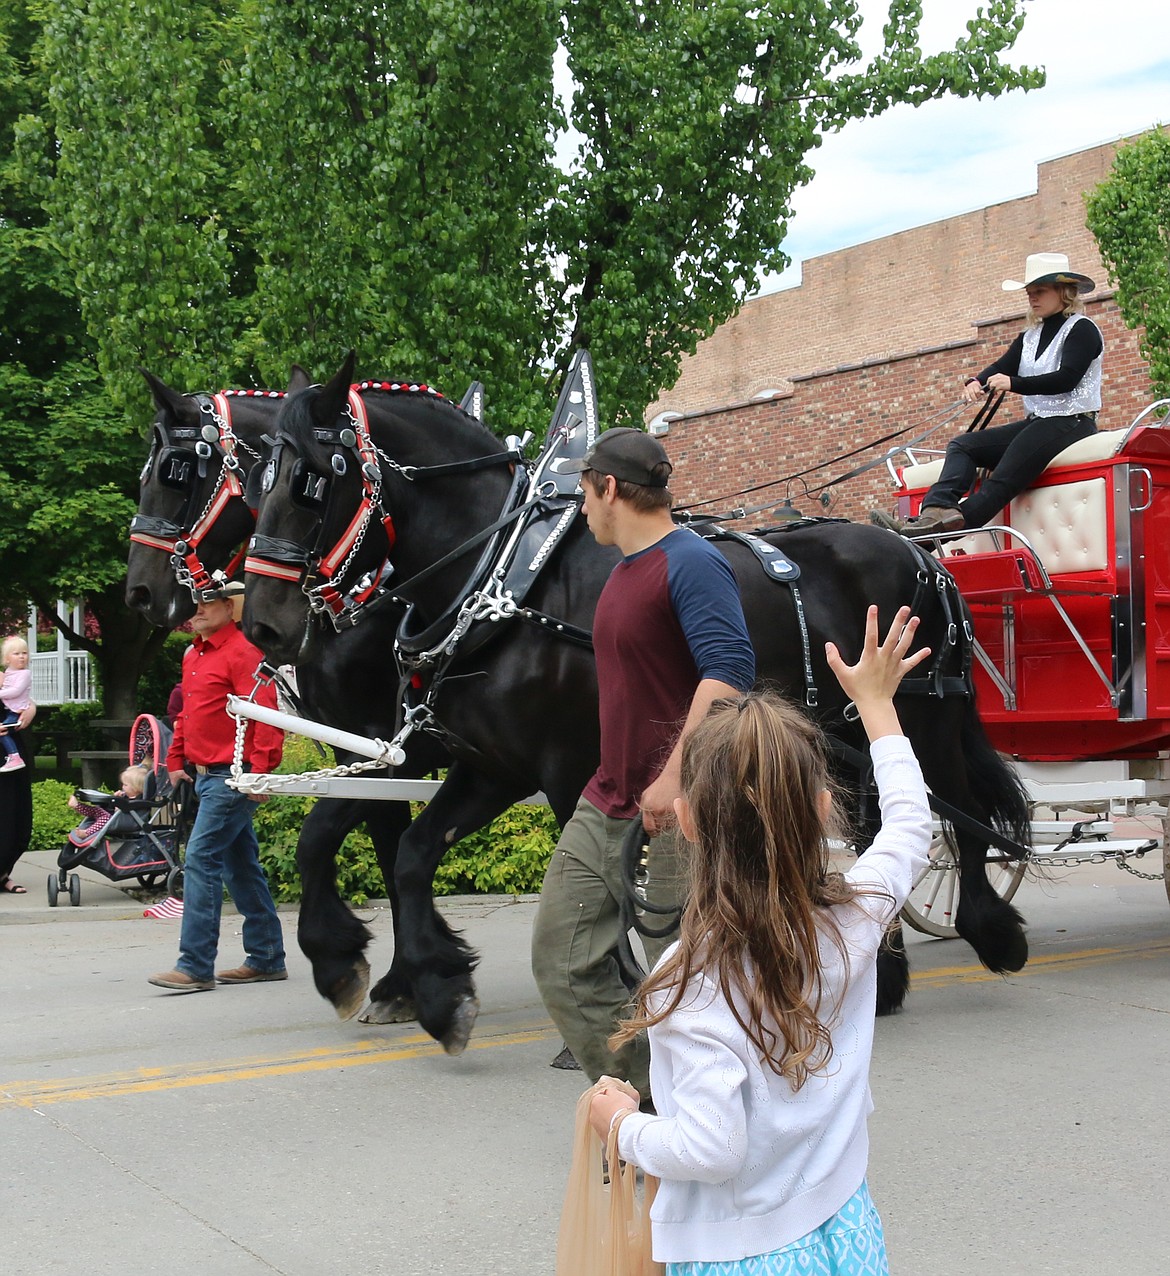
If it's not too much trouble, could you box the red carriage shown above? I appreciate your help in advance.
[884,399,1170,934]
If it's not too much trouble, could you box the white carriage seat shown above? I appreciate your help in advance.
[899,428,1128,575]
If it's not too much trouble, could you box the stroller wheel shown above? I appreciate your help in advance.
[137,872,163,889]
[47,874,59,907]
[68,873,81,907]
[166,865,184,899]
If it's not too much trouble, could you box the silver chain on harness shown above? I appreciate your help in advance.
[228,667,401,796]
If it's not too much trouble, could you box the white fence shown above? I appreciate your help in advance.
[21,602,96,706]
[30,650,94,705]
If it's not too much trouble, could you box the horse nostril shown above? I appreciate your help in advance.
[126,584,151,610]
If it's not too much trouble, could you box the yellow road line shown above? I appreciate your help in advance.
[5,941,1167,1109]
[909,939,1170,987]
[1,1025,557,1109]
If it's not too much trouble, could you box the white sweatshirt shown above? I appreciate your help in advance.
[616,735,931,1264]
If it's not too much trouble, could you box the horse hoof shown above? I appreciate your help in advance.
[332,957,371,1021]
[440,995,480,1055]
[359,995,417,1025]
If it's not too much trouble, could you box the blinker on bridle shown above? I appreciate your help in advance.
[244,391,398,622]
[129,391,270,598]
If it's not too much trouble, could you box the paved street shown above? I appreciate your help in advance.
[2,848,1169,1275]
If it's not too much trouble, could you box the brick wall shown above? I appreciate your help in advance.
[665,295,1153,521]
[647,131,1159,426]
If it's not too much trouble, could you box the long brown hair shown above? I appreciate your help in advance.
[612,691,869,1088]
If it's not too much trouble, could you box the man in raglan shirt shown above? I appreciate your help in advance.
[532,428,755,1098]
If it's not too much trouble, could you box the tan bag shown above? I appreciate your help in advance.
[556,1078,664,1276]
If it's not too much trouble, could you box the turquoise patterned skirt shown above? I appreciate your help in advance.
[665,1180,888,1276]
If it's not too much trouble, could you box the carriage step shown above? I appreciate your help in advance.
[1028,837,1159,861]
[1031,819,1112,841]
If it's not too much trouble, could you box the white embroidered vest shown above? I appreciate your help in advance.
[1020,313,1102,417]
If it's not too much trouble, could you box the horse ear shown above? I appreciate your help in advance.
[287,364,312,395]
[141,368,198,425]
[309,352,357,429]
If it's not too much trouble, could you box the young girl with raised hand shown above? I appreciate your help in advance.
[589,605,933,1275]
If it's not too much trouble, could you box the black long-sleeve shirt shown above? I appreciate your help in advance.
[971,314,1103,397]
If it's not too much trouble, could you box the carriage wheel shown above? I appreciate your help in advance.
[47,873,59,907]
[900,832,1027,939]
[68,873,82,907]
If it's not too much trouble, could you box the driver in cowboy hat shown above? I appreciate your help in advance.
[873,251,1101,537]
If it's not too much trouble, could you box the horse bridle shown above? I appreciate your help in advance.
[244,389,401,625]
[244,385,524,630]
[129,391,272,600]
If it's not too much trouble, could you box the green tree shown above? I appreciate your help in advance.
[227,0,561,427]
[231,0,1042,426]
[1086,127,1170,399]
[0,1,171,717]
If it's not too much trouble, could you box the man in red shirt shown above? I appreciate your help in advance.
[149,582,286,993]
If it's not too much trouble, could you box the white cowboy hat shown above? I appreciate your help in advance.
[1002,252,1095,294]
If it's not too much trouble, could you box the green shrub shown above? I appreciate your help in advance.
[30,779,77,852]
[253,736,558,904]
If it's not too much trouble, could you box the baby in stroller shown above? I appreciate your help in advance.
[50,714,188,907]
[68,764,150,838]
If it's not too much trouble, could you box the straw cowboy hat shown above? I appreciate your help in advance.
[198,578,245,620]
[1002,252,1095,294]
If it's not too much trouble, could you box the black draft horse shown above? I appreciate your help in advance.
[125,371,451,1023]
[243,355,1032,1055]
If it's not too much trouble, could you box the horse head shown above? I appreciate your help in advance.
[244,355,514,667]
[126,368,309,628]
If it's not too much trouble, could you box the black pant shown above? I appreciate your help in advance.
[923,413,1098,528]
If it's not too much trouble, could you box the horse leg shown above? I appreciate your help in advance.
[360,800,418,1025]
[295,797,376,1019]
[393,761,523,1055]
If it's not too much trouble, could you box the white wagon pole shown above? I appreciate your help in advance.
[224,695,545,804]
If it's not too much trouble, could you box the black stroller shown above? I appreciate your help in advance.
[50,714,191,907]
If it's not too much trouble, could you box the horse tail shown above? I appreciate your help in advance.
[958,701,1031,856]
[948,698,1030,975]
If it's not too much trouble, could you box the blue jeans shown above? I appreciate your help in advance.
[1,711,20,757]
[176,774,285,982]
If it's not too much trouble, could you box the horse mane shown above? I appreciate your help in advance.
[359,379,503,449]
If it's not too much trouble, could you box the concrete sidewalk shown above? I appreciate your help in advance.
[0,847,428,924]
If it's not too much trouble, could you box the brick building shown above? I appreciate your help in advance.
[652,132,1160,520]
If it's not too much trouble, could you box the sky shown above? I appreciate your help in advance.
[765,0,1170,291]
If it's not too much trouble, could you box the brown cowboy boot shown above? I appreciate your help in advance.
[869,506,965,536]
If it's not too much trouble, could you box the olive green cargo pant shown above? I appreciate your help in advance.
[531,796,681,1100]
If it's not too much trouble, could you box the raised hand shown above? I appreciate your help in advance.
[825,605,932,741]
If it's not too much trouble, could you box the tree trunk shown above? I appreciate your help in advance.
[89,582,171,720]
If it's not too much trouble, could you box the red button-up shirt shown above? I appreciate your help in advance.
[166,622,284,774]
